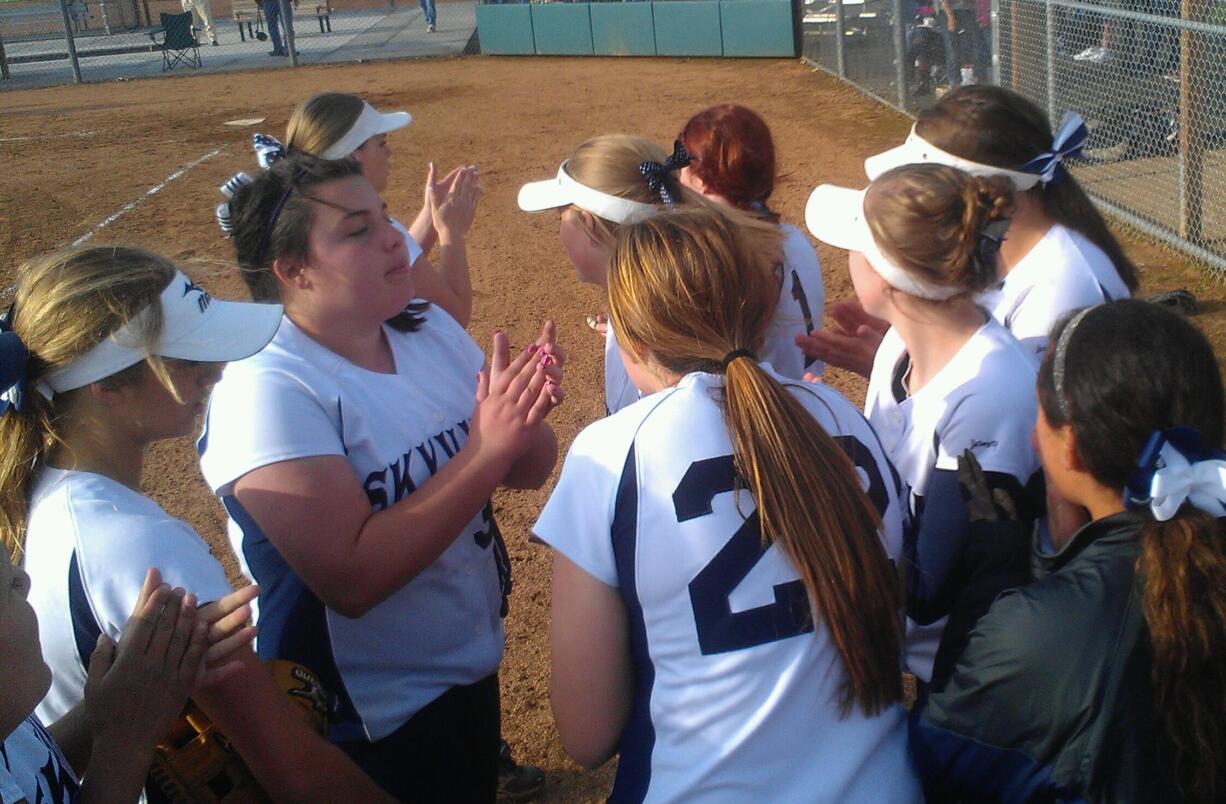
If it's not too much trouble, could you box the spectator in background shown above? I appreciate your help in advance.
[939,0,990,85]
[182,0,217,45]
[262,0,293,57]
[420,0,437,32]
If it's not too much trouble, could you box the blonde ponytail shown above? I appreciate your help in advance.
[0,246,176,559]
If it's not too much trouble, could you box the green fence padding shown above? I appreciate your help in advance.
[720,0,795,57]
[653,1,723,57]
[591,3,656,56]
[474,4,535,56]
[531,3,595,56]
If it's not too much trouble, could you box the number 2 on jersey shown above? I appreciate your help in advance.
[676,437,887,655]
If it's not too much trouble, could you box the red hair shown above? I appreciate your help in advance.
[679,104,777,218]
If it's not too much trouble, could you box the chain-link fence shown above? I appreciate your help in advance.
[802,0,1226,276]
[0,0,470,89]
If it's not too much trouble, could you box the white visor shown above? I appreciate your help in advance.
[44,271,284,393]
[864,125,1042,190]
[805,184,961,301]
[320,102,412,160]
[517,161,658,225]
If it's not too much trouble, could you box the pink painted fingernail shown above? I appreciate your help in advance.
[527,343,539,354]
[541,355,555,367]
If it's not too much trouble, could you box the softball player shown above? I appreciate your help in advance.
[800,85,1136,373]
[0,559,232,804]
[280,92,480,327]
[536,208,919,803]
[915,300,1226,800]
[517,135,787,415]
[204,154,561,800]
[806,163,1040,685]
[1,245,393,802]
[677,103,826,377]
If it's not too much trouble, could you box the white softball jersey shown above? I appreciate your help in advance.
[768,223,826,378]
[24,467,233,727]
[389,218,426,267]
[603,223,827,415]
[978,223,1130,356]
[535,369,921,804]
[865,318,1039,682]
[199,306,502,743]
[0,716,78,804]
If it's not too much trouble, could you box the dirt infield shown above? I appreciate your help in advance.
[2,54,1223,801]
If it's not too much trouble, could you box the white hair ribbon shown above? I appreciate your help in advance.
[1125,428,1226,522]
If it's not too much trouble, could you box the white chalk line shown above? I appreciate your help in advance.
[0,148,224,300]
[0,131,97,143]
[71,148,223,247]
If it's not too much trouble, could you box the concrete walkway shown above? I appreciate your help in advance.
[1,1,476,90]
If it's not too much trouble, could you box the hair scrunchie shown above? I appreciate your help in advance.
[215,171,255,238]
[0,305,33,415]
[639,139,693,207]
[253,132,288,170]
[971,217,1011,280]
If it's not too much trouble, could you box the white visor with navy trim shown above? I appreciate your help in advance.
[805,184,962,301]
[44,271,284,393]
[320,103,412,161]
[864,126,1042,190]
[517,161,658,224]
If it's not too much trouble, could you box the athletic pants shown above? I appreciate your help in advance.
[338,674,501,802]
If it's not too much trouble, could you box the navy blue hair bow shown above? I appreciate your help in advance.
[1020,112,1088,185]
[1124,427,1226,520]
[0,305,32,415]
[253,132,288,170]
[639,140,692,207]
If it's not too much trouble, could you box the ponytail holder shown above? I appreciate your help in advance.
[971,217,1011,279]
[721,348,755,370]
[0,305,33,415]
[253,132,288,170]
[639,140,692,207]
[1020,111,1088,185]
[1124,427,1226,521]
[215,171,255,238]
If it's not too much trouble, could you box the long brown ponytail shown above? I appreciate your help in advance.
[608,208,903,716]
[1037,299,1226,801]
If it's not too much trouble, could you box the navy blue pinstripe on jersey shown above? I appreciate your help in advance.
[609,448,655,804]
[67,551,101,670]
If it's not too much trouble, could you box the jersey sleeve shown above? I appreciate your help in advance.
[80,516,234,638]
[200,363,346,495]
[392,218,425,267]
[1004,271,1105,355]
[932,394,1037,483]
[533,423,626,588]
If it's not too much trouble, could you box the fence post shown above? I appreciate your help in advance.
[58,0,84,83]
[0,29,9,80]
[1178,0,1208,242]
[834,0,845,78]
[98,0,113,34]
[1043,0,1055,121]
[280,0,299,66]
[990,0,1000,83]
[893,0,907,108]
